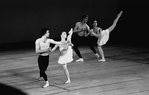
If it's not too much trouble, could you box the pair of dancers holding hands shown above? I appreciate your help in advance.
[73,11,123,62]
[35,28,74,88]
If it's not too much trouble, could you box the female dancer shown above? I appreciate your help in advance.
[35,28,64,88]
[51,28,73,83]
[91,11,123,62]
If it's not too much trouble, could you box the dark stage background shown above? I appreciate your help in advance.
[0,0,147,51]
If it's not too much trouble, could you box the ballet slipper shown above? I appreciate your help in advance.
[42,82,49,88]
[65,80,71,84]
[98,58,105,62]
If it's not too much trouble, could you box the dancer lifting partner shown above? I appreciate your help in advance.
[35,28,65,88]
[51,28,73,84]
[72,14,99,62]
[91,11,123,62]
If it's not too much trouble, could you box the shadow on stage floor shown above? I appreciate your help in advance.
[0,83,28,95]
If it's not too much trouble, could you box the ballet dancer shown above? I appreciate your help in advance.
[35,28,65,88]
[91,11,123,62]
[72,14,99,62]
[51,28,73,83]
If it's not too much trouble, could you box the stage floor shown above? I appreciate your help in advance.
[1,45,149,95]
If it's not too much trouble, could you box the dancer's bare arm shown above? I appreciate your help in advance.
[84,26,91,37]
[108,11,123,33]
[91,30,101,38]
[74,23,82,33]
[51,45,58,52]
[49,39,62,45]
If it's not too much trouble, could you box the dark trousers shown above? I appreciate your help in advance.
[72,34,97,58]
[38,55,49,81]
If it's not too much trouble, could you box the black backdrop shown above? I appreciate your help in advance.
[116,0,148,47]
[0,0,147,50]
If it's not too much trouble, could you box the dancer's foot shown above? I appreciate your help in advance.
[76,58,84,62]
[43,82,49,88]
[38,77,44,81]
[98,58,105,62]
[95,53,100,58]
[65,80,71,84]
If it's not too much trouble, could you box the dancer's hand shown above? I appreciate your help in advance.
[82,28,87,31]
[90,30,96,36]
[90,30,93,33]
[48,47,52,52]
[68,43,74,47]
[71,44,74,47]
[50,50,54,52]
[66,41,73,46]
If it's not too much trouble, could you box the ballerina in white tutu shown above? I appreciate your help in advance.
[91,11,123,62]
[51,28,73,83]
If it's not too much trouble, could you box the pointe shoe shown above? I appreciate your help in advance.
[42,83,49,88]
[76,58,84,62]
[65,80,71,84]
[98,59,105,62]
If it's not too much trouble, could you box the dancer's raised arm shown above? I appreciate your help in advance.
[51,45,58,52]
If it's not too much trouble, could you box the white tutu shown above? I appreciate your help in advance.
[58,46,73,64]
[97,29,110,46]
